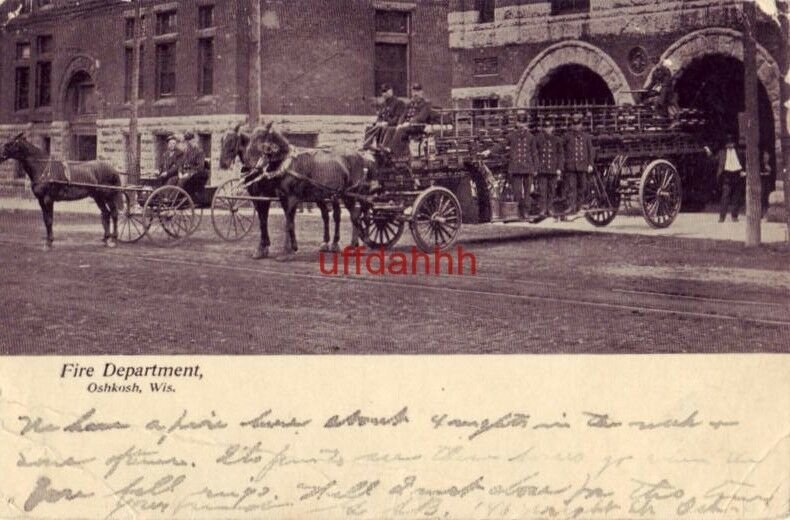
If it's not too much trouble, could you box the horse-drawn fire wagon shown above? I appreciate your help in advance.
[354,102,714,252]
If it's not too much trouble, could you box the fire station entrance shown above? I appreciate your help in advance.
[64,70,98,161]
[673,54,776,207]
[533,64,616,106]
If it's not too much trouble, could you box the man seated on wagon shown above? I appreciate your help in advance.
[177,131,209,200]
[533,114,565,216]
[643,58,679,119]
[158,133,183,185]
[362,84,406,152]
[380,82,433,159]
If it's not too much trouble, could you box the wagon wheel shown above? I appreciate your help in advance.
[639,159,682,229]
[143,185,196,246]
[358,207,404,249]
[116,191,147,243]
[585,168,621,228]
[409,186,462,253]
[211,178,256,242]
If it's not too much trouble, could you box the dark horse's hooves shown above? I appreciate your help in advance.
[43,241,53,251]
[251,246,270,260]
[330,242,341,253]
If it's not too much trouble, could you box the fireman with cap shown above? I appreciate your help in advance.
[363,83,406,151]
[487,117,537,219]
[533,114,565,216]
[563,112,596,212]
[385,82,433,158]
[158,133,183,185]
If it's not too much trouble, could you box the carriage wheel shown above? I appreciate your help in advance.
[143,185,196,246]
[211,178,256,242]
[639,159,682,229]
[359,207,404,249]
[585,173,620,228]
[409,186,462,253]
[116,191,147,243]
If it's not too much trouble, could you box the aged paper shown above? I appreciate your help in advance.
[0,355,788,520]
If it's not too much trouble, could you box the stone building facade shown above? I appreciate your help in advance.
[448,0,789,202]
[0,0,452,184]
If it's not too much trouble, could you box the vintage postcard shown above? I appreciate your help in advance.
[0,0,788,518]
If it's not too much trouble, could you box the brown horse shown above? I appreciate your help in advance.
[245,123,372,260]
[0,133,123,249]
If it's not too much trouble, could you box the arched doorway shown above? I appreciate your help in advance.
[533,64,615,106]
[673,54,776,206]
[64,70,98,161]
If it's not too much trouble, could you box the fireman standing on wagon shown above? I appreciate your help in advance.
[533,114,565,216]
[563,112,596,212]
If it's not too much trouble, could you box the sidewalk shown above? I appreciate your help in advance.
[1,196,787,243]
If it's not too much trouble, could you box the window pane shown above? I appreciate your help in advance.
[156,43,176,97]
[15,67,30,110]
[375,10,409,33]
[374,43,407,97]
[476,0,496,23]
[125,18,135,39]
[156,11,177,35]
[198,38,213,95]
[36,61,51,107]
[198,5,214,29]
[16,43,31,59]
[37,35,53,54]
[550,0,590,15]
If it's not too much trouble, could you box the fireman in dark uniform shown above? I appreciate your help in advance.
[533,114,565,216]
[363,83,406,151]
[385,82,433,158]
[158,133,183,185]
[563,113,596,212]
[489,118,536,219]
[643,58,678,118]
[178,131,208,197]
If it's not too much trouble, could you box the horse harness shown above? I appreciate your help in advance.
[259,147,356,199]
[33,158,73,187]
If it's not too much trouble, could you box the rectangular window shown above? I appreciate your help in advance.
[37,0,52,7]
[198,5,214,29]
[375,10,409,33]
[125,18,135,40]
[472,97,499,110]
[156,11,177,35]
[550,0,590,15]
[124,46,145,101]
[474,57,498,76]
[15,67,30,111]
[35,61,51,107]
[374,43,408,98]
[42,136,51,155]
[36,35,53,54]
[476,0,496,23]
[197,38,213,96]
[16,42,31,60]
[155,43,176,98]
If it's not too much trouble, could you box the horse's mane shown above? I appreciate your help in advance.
[245,125,291,165]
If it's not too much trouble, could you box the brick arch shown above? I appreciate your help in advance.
[514,41,634,107]
[656,28,782,153]
[56,54,103,120]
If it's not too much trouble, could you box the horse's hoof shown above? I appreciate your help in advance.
[107,239,117,249]
[350,239,360,248]
[319,242,331,252]
[276,252,296,262]
[251,246,269,260]
[330,242,341,253]
[43,243,53,251]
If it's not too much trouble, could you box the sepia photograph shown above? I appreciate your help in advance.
[0,0,788,518]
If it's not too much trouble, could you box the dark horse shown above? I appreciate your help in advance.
[220,123,372,259]
[0,133,123,249]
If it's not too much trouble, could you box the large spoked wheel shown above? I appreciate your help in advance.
[359,207,405,249]
[409,186,462,253]
[143,185,196,246]
[639,159,682,229]
[211,178,256,242]
[116,191,147,243]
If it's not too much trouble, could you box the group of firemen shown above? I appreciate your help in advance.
[489,112,596,219]
[157,131,209,197]
[363,82,433,158]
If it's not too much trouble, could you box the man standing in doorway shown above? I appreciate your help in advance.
[716,135,747,222]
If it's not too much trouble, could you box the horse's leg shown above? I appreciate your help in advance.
[346,198,363,248]
[109,191,121,246]
[93,196,111,246]
[331,199,342,252]
[36,196,55,249]
[287,197,299,253]
[318,201,331,252]
[251,199,271,259]
[277,196,298,261]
